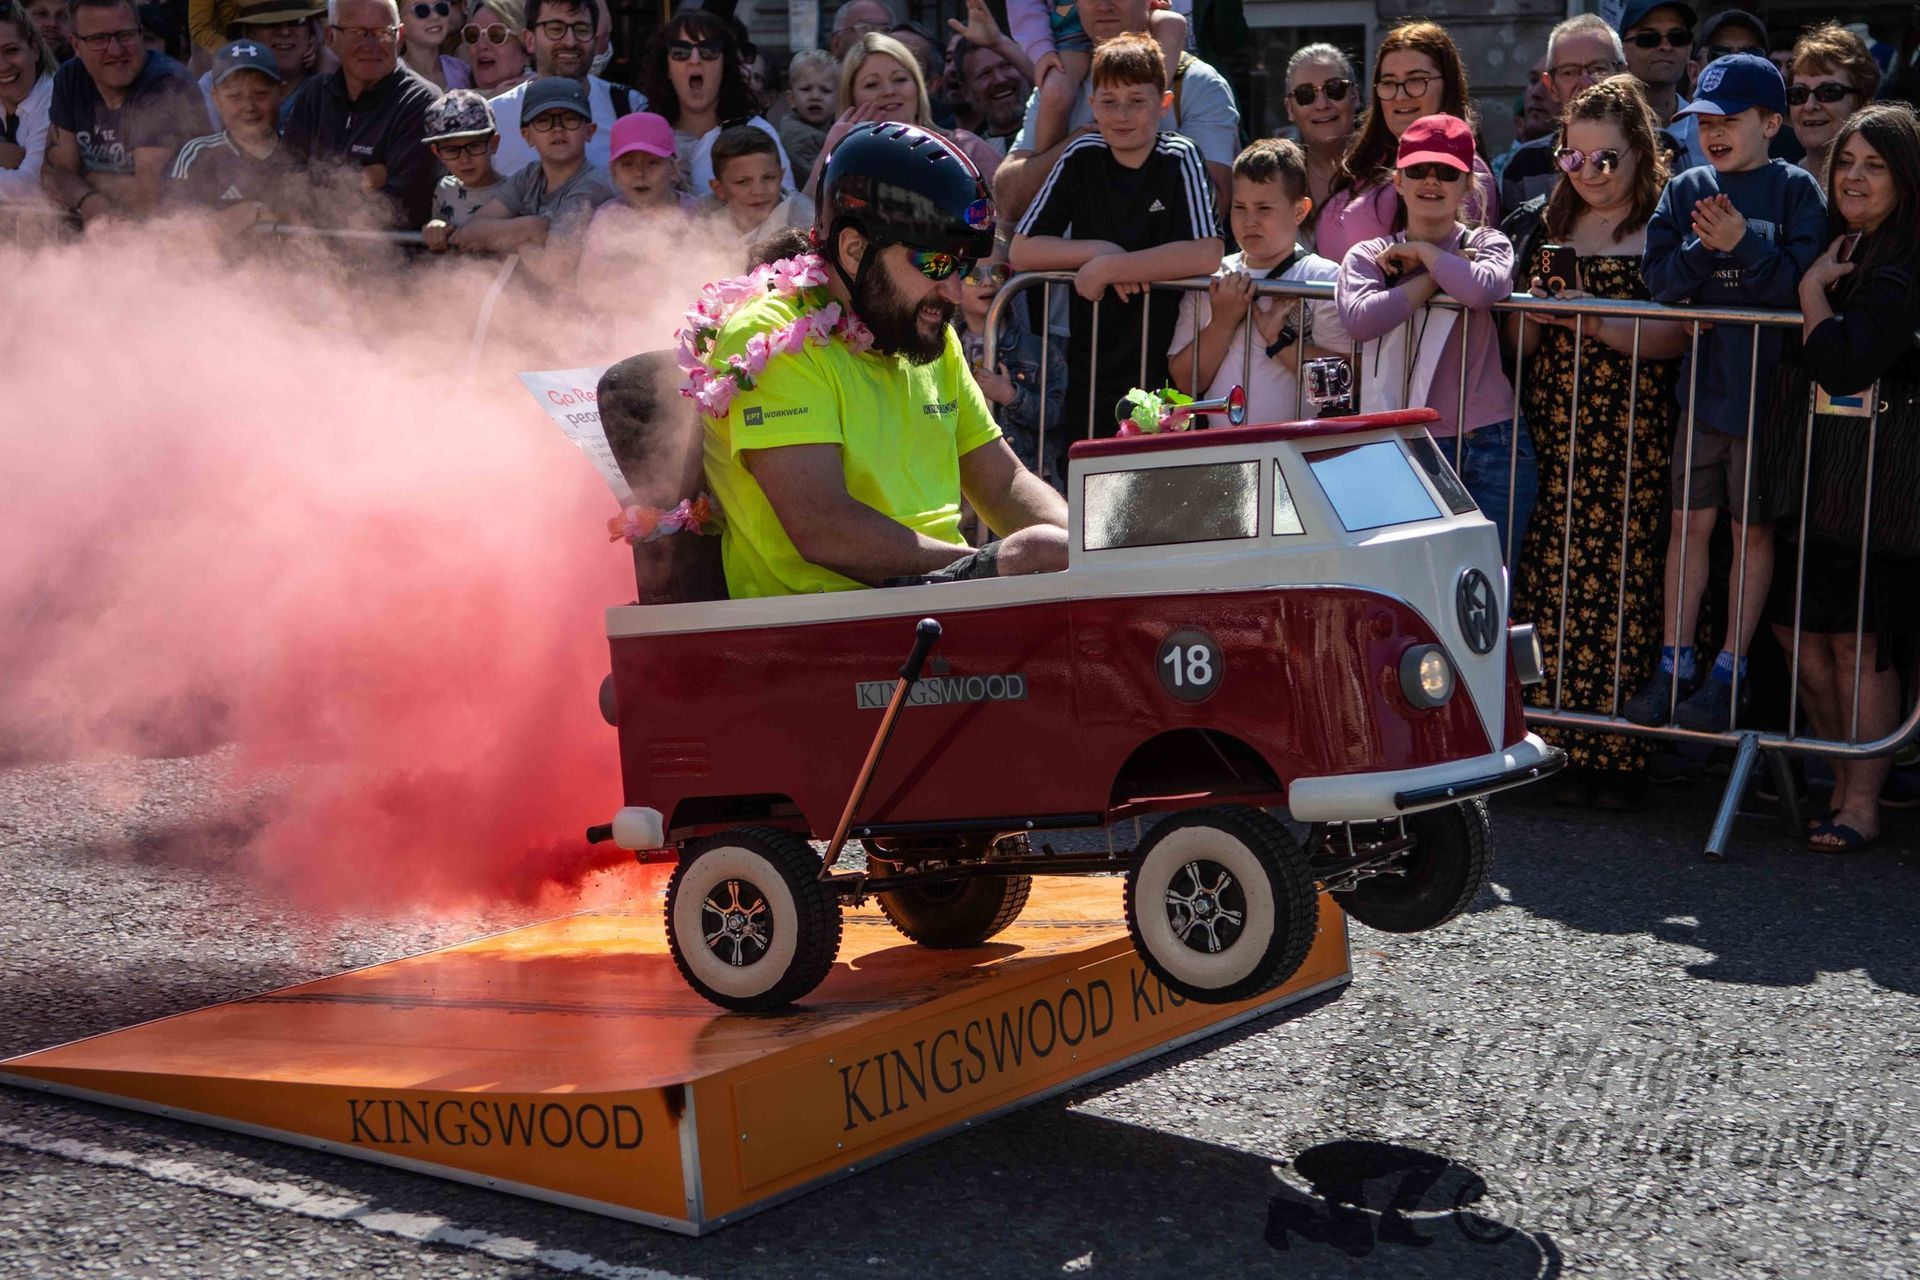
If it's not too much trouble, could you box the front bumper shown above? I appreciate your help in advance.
[1285,733,1566,821]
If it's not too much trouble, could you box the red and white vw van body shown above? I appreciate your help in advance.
[601,407,1560,1012]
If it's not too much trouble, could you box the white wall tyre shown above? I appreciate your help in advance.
[1125,806,1318,1005]
[666,827,843,1012]
[1335,799,1491,934]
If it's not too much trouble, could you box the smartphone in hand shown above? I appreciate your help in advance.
[1541,244,1578,293]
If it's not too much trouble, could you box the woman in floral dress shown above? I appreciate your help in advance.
[1506,77,1693,808]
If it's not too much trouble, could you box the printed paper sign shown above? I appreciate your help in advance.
[518,367,632,505]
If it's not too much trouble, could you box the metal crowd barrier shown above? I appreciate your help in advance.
[250,223,519,377]
[983,271,1920,859]
[0,203,76,248]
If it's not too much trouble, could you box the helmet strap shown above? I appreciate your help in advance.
[827,216,887,328]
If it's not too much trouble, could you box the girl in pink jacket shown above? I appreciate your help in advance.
[1335,112,1534,562]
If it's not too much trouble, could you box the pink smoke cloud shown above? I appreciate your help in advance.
[1,218,736,913]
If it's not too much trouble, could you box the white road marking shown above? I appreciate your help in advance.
[0,1123,701,1280]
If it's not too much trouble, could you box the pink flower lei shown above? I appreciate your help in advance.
[674,252,875,419]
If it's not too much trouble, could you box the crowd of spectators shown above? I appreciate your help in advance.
[5,0,1920,845]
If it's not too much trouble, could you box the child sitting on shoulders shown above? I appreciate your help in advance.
[1015,0,1188,153]
[701,124,814,258]
[776,49,835,184]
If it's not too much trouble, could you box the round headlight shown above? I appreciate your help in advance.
[1399,644,1455,709]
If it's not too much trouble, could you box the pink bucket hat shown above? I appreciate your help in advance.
[609,112,676,163]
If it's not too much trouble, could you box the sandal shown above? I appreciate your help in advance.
[1804,806,1838,834]
[1808,820,1877,853]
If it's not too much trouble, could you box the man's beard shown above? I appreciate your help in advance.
[985,94,1024,136]
[856,264,954,364]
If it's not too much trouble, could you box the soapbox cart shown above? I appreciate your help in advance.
[591,367,1561,1013]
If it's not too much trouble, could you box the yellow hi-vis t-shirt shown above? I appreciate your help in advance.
[701,293,1003,598]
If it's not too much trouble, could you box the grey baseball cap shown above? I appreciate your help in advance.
[520,76,593,126]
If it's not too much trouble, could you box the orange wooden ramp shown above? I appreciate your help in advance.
[0,878,1350,1234]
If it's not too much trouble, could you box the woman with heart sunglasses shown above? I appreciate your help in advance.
[1502,75,1692,810]
[1318,20,1499,267]
[1282,43,1359,247]
[400,0,470,89]
[1786,23,1880,182]
[459,0,529,96]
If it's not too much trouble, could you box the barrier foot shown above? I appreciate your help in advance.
[1704,732,1762,861]
[1765,748,1803,839]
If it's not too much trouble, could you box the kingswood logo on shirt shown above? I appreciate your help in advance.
[921,399,956,417]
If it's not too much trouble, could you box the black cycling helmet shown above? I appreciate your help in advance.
[815,121,996,300]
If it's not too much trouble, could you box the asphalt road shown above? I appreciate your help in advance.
[2,751,1915,1279]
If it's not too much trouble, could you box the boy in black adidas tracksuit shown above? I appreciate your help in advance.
[1011,33,1224,443]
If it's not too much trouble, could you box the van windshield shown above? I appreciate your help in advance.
[1304,440,1443,532]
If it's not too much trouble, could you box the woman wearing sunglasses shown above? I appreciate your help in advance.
[1318,20,1498,268]
[1787,23,1879,181]
[460,0,529,97]
[400,0,469,89]
[637,8,791,197]
[1755,103,1920,852]
[1505,76,1691,810]
[1282,42,1358,248]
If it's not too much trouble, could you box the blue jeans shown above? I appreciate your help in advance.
[1457,419,1538,566]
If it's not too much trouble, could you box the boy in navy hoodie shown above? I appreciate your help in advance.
[1632,53,1825,731]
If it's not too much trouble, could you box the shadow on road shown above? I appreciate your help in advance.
[1484,785,1920,994]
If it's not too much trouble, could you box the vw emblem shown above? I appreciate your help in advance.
[1457,568,1498,655]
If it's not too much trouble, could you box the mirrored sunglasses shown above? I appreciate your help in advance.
[906,249,969,280]
[462,21,509,44]
[963,261,1010,287]
[1554,146,1623,174]
[1289,78,1351,105]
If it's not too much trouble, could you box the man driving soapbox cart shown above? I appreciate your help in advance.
[590,358,1562,1014]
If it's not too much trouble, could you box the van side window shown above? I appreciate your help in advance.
[1082,461,1260,551]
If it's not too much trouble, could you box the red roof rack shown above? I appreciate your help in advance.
[1068,408,1441,460]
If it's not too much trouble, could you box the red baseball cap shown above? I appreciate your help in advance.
[1396,114,1475,173]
